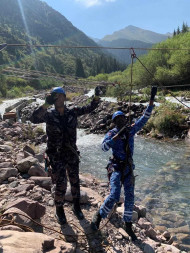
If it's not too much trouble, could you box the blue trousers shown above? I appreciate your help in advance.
[99,170,134,222]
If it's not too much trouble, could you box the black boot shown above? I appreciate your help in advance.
[125,222,137,241]
[91,210,102,231]
[72,198,84,220]
[55,206,67,225]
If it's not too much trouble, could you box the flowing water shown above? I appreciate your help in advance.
[77,129,190,242]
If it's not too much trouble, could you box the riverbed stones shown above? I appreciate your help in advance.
[30,176,51,190]
[0,144,13,152]
[0,167,18,183]
[17,156,39,173]
[5,198,46,219]
[28,164,47,177]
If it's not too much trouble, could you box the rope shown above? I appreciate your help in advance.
[3,43,190,51]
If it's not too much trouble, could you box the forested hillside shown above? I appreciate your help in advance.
[0,0,124,77]
[89,31,190,96]
[99,38,153,64]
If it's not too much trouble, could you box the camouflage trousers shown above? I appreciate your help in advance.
[49,153,80,206]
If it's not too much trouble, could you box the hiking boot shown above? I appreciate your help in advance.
[125,222,137,241]
[72,198,84,220]
[91,210,102,231]
[55,206,67,225]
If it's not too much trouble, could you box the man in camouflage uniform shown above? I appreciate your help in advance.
[30,87,100,225]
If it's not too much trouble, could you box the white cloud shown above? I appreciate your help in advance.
[75,0,116,8]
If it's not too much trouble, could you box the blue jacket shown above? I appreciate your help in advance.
[102,105,153,162]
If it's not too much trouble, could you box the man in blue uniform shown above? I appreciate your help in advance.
[91,87,157,241]
[30,87,100,225]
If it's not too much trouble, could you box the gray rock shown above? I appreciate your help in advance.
[0,145,13,152]
[0,162,14,168]
[30,176,51,190]
[17,156,39,173]
[0,168,18,184]
[28,164,47,177]
[9,181,19,188]
[5,197,46,219]
[23,145,35,156]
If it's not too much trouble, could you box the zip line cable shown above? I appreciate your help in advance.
[0,43,190,51]
[1,43,190,108]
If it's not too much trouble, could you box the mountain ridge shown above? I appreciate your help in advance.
[101,25,171,44]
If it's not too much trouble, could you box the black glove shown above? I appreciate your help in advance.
[150,86,157,101]
[95,86,101,96]
[117,125,130,137]
[45,93,56,105]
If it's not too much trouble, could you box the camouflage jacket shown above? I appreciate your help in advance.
[30,98,99,157]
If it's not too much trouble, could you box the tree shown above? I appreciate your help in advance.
[182,22,188,33]
[173,29,176,36]
[177,26,180,35]
[0,74,7,97]
[75,58,85,78]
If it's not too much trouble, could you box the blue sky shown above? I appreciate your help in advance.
[44,0,189,39]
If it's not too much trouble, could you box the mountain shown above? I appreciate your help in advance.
[102,25,171,43]
[0,0,124,76]
[99,25,171,64]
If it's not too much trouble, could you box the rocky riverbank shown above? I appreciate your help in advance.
[0,120,189,252]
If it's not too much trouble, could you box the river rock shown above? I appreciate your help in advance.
[28,164,47,177]
[168,225,190,234]
[4,207,33,227]
[157,244,180,253]
[5,197,46,219]
[0,162,14,168]
[17,156,39,173]
[0,225,24,232]
[0,230,55,253]
[30,176,51,190]
[138,218,152,230]
[23,145,35,156]
[0,167,18,183]
[145,227,159,240]
[0,144,13,152]
[64,186,89,204]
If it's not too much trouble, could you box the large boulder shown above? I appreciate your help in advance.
[0,230,75,253]
[5,197,46,219]
[17,156,39,173]
[0,167,18,183]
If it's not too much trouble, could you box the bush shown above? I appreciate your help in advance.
[145,102,185,137]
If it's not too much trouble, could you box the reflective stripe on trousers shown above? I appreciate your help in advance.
[99,170,134,222]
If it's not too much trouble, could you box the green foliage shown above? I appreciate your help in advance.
[0,74,7,97]
[0,0,124,77]
[145,102,185,137]
[91,31,190,94]
[75,58,85,78]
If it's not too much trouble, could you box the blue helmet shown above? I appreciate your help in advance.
[112,111,125,121]
[51,87,66,96]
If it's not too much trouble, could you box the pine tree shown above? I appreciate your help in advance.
[177,26,180,35]
[75,58,85,78]
[173,29,176,36]
[182,22,188,33]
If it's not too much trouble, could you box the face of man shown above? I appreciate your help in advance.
[114,115,127,129]
[54,93,66,108]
